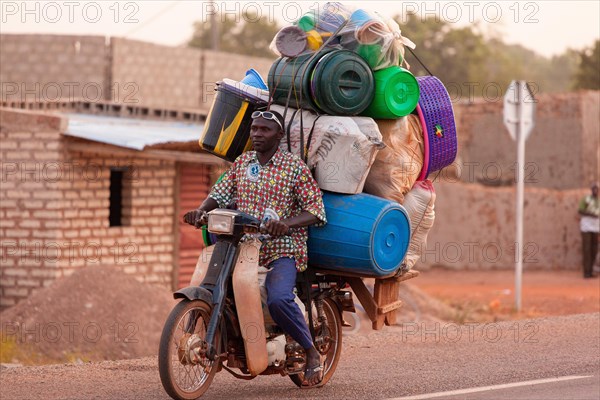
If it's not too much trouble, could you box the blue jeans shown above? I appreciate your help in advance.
[265,257,313,349]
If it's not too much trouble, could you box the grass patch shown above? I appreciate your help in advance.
[1,331,96,365]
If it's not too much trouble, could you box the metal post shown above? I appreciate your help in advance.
[515,81,525,312]
[504,80,534,313]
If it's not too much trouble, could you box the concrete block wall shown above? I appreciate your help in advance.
[0,108,67,308]
[0,34,277,111]
[200,50,275,108]
[110,38,202,110]
[110,41,275,110]
[420,181,588,270]
[453,91,599,190]
[580,91,600,187]
[0,34,110,104]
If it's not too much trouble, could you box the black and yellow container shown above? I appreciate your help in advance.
[199,82,267,162]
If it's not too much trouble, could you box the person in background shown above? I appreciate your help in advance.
[578,183,599,278]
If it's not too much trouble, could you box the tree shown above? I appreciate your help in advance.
[396,13,452,78]
[397,13,493,98]
[189,12,280,58]
[396,13,580,96]
[188,11,587,93]
[574,40,600,90]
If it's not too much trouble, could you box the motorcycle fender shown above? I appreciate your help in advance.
[173,285,213,305]
[190,245,215,286]
[232,239,268,376]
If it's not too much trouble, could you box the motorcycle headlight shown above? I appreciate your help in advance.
[207,211,236,234]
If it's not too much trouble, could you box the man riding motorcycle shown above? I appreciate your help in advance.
[183,109,327,386]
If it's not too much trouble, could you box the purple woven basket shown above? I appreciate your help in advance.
[415,76,457,179]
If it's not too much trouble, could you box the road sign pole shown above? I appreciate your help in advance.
[504,80,535,313]
[515,82,525,312]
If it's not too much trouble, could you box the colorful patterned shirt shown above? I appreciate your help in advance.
[208,149,326,271]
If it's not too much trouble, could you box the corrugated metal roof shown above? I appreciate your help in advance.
[63,113,204,150]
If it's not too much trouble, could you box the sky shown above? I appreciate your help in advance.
[1,1,599,58]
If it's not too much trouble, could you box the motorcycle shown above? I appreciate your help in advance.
[158,208,356,399]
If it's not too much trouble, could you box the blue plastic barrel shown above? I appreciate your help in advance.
[308,192,411,277]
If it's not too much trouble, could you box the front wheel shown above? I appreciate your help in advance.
[290,297,343,388]
[158,299,219,400]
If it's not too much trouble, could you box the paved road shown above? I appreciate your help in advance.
[2,313,599,400]
[392,374,600,399]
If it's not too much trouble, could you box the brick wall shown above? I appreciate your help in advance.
[60,145,177,283]
[453,91,599,190]
[0,108,178,308]
[0,108,67,308]
[0,34,110,103]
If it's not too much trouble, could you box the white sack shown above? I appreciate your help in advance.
[271,105,384,194]
[402,180,436,270]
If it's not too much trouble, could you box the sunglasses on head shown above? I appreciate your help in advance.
[251,111,283,130]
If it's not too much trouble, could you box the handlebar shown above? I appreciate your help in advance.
[190,208,289,242]
[256,223,271,242]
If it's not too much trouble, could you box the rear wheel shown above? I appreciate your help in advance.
[290,297,343,388]
[158,300,219,399]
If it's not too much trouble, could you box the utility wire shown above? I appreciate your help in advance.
[123,1,183,38]
[407,47,434,76]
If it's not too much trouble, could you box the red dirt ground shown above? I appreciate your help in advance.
[0,266,176,365]
[1,266,598,365]
[410,267,600,322]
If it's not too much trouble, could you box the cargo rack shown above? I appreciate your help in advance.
[314,268,420,330]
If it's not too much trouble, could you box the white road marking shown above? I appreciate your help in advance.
[388,375,595,400]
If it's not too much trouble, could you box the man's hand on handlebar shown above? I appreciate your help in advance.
[263,219,290,237]
[183,208,208,229]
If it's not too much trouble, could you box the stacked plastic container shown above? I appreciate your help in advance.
[198,2,459,277]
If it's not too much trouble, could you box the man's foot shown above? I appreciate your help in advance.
[302,346,323,387]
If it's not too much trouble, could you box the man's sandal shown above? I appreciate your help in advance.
[301,364,324,387]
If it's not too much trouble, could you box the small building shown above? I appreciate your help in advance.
[0,103,226,309]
